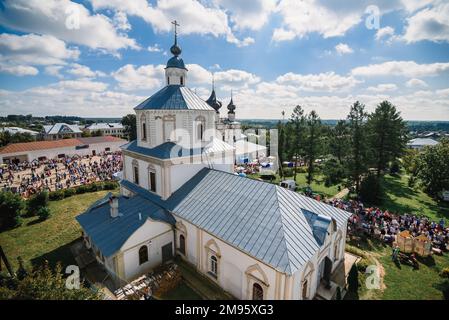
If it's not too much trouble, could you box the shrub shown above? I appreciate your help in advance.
[390,161,400,175]
[37,207,51,221]
[357,258,370,272]
[0,191,25,230]
[63,188,76,198]
[103,181,118,190]
[75,185,88,194]
[360,173,383,205]
[26,191,49,216]
[49,190,65,201]
[440,267,449,279]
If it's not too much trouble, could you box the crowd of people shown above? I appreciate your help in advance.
[0,152,123,198]
[325,198,449,252]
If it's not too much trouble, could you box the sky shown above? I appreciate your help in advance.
[0,0,448,120]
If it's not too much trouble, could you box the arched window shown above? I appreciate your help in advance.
[210,255,218,277]
[179,234,186,255]
[148,166,156,192]
[140,114,147,141]
[196,116,206,141]
[180,76,184,86]
[132,160,139,185]
[252,283,264,300]
[139,245,148,265]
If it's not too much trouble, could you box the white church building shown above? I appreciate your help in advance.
[76,26,352,300]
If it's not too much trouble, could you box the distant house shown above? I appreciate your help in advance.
[407,138,439,150]
[84,123,124,138]
[0,127,38,138]
[0,136,126,164]
[42,123,82,140]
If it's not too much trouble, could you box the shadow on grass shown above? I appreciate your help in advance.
[433,280,449,300]
[30,238,79,270]
[416,255,436,267]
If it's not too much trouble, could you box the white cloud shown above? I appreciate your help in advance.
[56,80,108,92]
[0,64,39,76]
[403,3,449,43]
[44,66,64,78]
[214,69,261,89]
[0,0,138,53]
[91,0,254,47]
[148,44,162,52]
[113,11,131,31]
[112,64,164,91]
[351,60,449,77]
[67,63,105,78]
[0,33,79,66]
[276,72,360,92]
[335,43,353,55]
[215,0,276,31]
[366,83,398,92]
[406,78,428,88]
[375,26,395,41]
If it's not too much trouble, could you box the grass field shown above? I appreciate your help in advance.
[248,172,342,198]
[380,173,449,221]
[0,190,114,271]
[346,237,449,300]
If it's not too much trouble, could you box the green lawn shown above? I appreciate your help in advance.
[346,237,449,300]
[0,190,114,271]
[161,281,203,300]
[248,172,342,198]
[380,173,449,221]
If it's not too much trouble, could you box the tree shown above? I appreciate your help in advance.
[0,262,99,300]
[277,120,286,179]
[329,120,349,163]
[121,114,137,141]
[415,138,449,197]
[289,105,306,181]
[91,129,103,137]
[346,101,370,194]
[360,172,383,204]
[26,191,49,216]
[367,101,408,177]
[304,110,322,185]
[0,191,24,231]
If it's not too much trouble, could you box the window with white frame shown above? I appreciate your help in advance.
[210,255,218,277]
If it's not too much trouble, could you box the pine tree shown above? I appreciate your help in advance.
[304,110,322,185]
[289,106,306,181]
[367,101,408,177]
[346,101,370,194]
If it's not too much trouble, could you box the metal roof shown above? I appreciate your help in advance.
[76,192,175,257]
[121,140,203,159]
[407,138,439,147]
[43,123,82,134]
[166,56,187,70]
[121,138,233,160]
[134,85,215,111]
[85,123,123,130]
[118,168,351,274]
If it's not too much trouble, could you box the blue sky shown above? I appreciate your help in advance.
[0,0,448,120]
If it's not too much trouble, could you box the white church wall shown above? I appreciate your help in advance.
[121,219,173,281]
[170,163,207,194]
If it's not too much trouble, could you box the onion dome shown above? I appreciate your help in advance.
[227,96,236,114]
[206,80,222,113]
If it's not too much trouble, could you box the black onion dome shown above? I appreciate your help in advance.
[227,97,236,113]
[206,89,222,112]
[170,43,182,56]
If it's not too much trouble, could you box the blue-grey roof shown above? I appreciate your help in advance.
[76,192,175,257]
[134,85,214,111]
[119,168,351,274]
[166,56,187,70]
[407,138,439,147]
[43,123,81,134]
[121,140,203,159]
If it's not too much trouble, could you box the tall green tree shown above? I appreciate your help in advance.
[304,110,322,185]
[0,191,24,231]
[289,105,306,181]
[277,120,286,179]
[329,120,349,163]
[415,138,449,197]
[121,114,137,141]
[367,101,408,177]
[346,101,370,193]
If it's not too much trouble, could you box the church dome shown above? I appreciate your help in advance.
[227,97,236,113]
[166,56,187,70]
[206,89,222,113]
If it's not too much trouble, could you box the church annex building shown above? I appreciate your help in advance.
[76,26,352,300]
